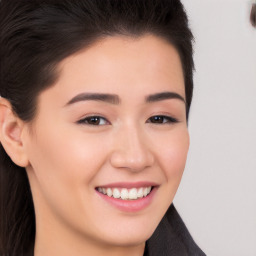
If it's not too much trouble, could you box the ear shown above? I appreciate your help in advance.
[0,97,30,167]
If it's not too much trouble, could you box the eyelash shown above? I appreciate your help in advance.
[146,115,179,124]
[77,115,179,126]
[77,116,110,126]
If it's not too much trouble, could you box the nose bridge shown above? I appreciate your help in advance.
[110,122,154,171]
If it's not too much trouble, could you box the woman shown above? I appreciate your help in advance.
[0,0,206,255]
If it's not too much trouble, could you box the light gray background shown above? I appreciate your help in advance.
[174,1,256,256]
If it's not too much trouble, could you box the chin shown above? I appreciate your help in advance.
[102,233,151,248]
[94,221,157,247]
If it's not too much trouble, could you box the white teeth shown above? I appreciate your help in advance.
[129,188,137,200]
[107,188,112,197]
[98,186,153,200]
[143,187,148,197]
[113,188,121,199]
[137,188,143,198]
[120,188,129,200]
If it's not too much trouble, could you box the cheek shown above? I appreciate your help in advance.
[156,128,189,182]
[29,126,96,176]
[25,126,109,225]
[26,124,112,200]
[146,128,189,220]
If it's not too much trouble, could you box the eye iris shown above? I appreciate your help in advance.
[151,116,164,123]
[88,117,100,125]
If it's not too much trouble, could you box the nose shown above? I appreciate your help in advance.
[110,125,154,172]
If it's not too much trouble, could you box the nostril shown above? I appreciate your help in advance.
[110,149,154,172]
[250,3,256,27]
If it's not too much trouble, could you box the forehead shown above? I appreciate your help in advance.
[40,34,185,106]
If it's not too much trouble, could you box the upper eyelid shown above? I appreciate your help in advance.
[78,113,108,120]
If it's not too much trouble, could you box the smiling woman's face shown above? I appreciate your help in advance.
[23,34,189,254]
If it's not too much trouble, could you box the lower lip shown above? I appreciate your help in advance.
[96,187,157,213]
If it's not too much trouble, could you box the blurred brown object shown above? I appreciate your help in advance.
[251,3,256,27]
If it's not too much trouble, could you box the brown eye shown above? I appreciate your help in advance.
[147,115,178,124]
[77,116,109,125]
[150,116,165,123]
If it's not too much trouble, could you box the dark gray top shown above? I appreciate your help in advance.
[144,204,206,256]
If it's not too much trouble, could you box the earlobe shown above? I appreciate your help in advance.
[0,98,30,167]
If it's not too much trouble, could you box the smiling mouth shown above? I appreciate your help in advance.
[96,186,153,200]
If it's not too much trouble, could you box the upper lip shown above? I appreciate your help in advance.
[96,181,159,189]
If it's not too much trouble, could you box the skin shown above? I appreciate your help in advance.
[0,34,189,256]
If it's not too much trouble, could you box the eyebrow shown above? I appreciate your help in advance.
[64,91,185,106]
[65,93,120,106]
[145,91,185,103]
